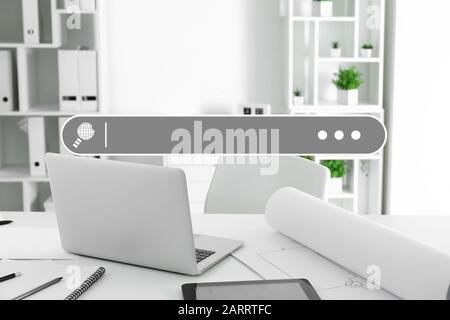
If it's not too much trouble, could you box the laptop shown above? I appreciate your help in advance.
[46,153,244,275]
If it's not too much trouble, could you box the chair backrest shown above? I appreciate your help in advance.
[204,156,330,214]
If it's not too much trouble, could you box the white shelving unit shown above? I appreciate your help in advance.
[0,0,384,215]
[165,0,386,216]
[307,155,384,215]
[0,0,101,212]
[286,0,386,215]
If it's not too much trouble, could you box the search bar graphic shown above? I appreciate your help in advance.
[61,116,386,156]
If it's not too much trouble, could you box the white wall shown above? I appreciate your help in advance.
[386,0,450,215]
[100,0,285,115]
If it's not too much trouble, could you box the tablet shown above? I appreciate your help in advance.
[182,279,320,300]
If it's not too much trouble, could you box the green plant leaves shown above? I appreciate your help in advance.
[332,66,363,90]
[302,157,347,178]
[321,160,347,178]
[293,88,303,97]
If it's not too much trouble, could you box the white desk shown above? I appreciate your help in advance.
[1,213,450,300]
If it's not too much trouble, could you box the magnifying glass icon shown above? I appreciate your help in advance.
[73,122,96,149]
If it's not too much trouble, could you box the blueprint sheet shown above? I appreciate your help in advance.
[231,231,398,300]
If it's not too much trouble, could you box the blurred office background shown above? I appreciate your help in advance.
[0,0,448,215]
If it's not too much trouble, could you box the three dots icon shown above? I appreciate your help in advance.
[318,130,361,141]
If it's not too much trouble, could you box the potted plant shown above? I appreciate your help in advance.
[322,160,346,194]
[361,43,374,58]
[298,0,312,17]
[293,88,304,106]
[332,66,363,105]
[330,41,341,58]
[313,0,333,17]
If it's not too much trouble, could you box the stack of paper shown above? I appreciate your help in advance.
[0,227,75,260]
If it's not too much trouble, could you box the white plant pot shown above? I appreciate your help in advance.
[313,1,333,17]
[329,177,343,194]
[293,96,305,106]
[297,0,312,17]
[330,48,341,58]
[361,48,373,58]
[337,89,359,106]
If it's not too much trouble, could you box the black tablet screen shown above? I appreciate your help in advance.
[196,281,310,300]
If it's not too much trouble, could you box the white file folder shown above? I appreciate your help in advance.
[58,50,98,112]
[58,51,80,111]
[79,51,98,112]
[27,117,47,176]
[0,51,14,112]
[66,0,96,11]
[22,181,39,212]
[22,0,40,44]
[81,0,96,11]
[64,0,80,9]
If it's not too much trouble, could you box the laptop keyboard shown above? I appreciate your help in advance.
[196,249,215,263]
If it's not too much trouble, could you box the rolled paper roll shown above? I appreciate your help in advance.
[265,187,450,300]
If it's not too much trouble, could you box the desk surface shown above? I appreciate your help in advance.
[2,213,450,300]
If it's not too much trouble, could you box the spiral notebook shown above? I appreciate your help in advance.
[65,267,105,300]
[0,261,100,300]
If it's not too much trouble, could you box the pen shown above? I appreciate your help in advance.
[0,220,13,226]
[0,272,21,284]
[12,277,63,300]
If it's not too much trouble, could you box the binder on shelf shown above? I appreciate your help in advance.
[22,181,39,212]
[28,117,47,176]
[0,51,14,112]
[79,51,98,112]
[58,51,79,111]
[64,0,80,9]
[81,0,96,11]
[18,118,47,176]
[58,50,98,112]
[22,0,40,44]
[65,0,96,11]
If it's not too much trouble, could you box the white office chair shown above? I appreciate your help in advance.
[204,156,330,214]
